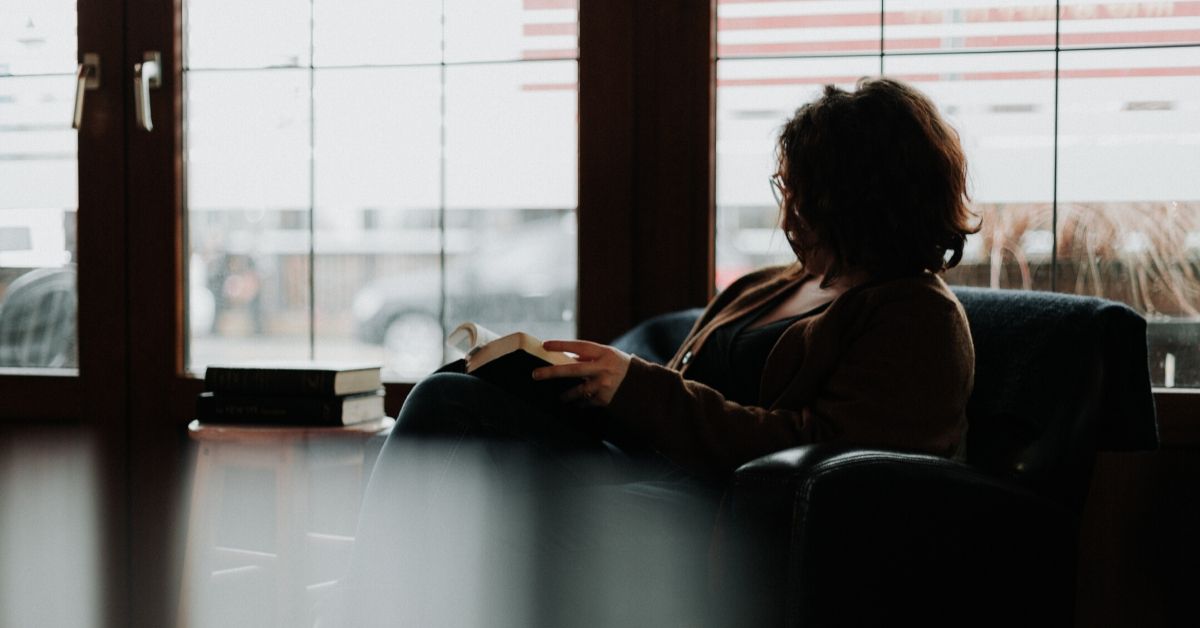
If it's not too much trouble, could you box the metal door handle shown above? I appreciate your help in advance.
[72,53,101,129]
[134,51,162,132]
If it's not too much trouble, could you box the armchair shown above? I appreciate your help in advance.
[679,287,1159,627]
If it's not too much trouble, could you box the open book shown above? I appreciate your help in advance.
[443,322,581,407]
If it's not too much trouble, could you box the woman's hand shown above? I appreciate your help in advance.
[532,340,632,407]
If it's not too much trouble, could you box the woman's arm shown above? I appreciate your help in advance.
[537,288,973,478]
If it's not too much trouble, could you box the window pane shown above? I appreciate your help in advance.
[445,61,577,210]
[185,0,310,69]
[311,68,442,379]
[884,1,1057,53]
[313,0,441,67]
[716,0,881,59]
[1057,47,1200,387]
[186,70,311,210]
[184,6,580,382]
[186,70,312,368]
[0,0,76,75]
[0,77,76,211]
[0,17,77,371]
[312,68,440,212]
[1060,1,1200,49]
[714,56,878,288]
[884,52,1057,291]
[445,0,578,63]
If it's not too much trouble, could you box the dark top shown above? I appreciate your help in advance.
[685,286,832,406]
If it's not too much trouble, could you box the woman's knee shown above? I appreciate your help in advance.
[394,372,507,435]
[406,372,509,410]
[408,372,476,402]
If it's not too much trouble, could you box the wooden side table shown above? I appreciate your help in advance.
[178,418,394,628]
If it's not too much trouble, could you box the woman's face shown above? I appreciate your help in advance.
[775,173,827,272]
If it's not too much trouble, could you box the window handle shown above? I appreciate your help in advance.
[133,51,162,132]
[71,53,100,130]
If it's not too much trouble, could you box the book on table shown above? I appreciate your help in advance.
[198,362,385,426]
[195,390,386,426]
[441,322,582,408]
[204,361,383,397]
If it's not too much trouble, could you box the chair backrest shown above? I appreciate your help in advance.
[951,287,1157,512]
[610,308,704,366]
[613,290,1159,512]
[0,266,78,368]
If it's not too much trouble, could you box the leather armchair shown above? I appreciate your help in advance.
[350,287,1157,627]
[610,287,1159,627]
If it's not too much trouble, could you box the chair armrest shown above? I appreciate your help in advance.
[719,445,1078,628]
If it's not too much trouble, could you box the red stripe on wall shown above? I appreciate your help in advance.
[520,48,579,60]
[520,82,577,92]
[948,28,1200,48]
[715,1,1200,32]
[718,0,812,4]
[718,75,876,88]
[523,22,578,37]
[1059,28,1200,46]
[724,30,1200,56]
[523,0,577,9]
[718,13,880,30]
[962,2,1200,23]
[1060,66,1200,79]
[716,66,1200,88]
[717,40,886,55]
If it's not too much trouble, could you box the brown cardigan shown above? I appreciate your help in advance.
[604,264,975,478]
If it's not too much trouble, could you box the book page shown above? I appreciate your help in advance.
[446,322,502,359]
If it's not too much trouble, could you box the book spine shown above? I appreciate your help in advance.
[196,394,344,425]
[204,369,335,396]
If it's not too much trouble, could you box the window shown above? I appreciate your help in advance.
[715,0,1200,388]
[184,0,579,380]
[0,0,78,371]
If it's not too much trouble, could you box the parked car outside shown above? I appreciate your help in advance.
[352,216,577,379]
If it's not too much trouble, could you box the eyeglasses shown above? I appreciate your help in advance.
[769,174,785,207]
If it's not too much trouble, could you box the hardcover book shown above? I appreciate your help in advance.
[443,323,582,408]
[203,362,382,397]
[195,389,386,426]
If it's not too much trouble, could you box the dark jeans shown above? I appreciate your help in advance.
[348,373,719,628]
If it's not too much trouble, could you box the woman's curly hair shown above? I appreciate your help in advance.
[777,77,980,283]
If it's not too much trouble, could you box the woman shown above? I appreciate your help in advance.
[534,77,977,475]
[352,77,978,626]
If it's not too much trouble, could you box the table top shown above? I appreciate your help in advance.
[187,417,395,443]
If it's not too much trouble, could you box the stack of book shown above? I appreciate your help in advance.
[196,362,386,426]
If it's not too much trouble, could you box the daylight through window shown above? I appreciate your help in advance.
[715,0,1200,387]
[184,0,579,381]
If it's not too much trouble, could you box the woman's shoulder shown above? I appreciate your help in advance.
[850,272,959,306]
[830,272,967,328]
[720,263,804,297]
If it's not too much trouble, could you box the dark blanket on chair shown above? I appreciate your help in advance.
[953,287,1158,453]
[610,308,704,366]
